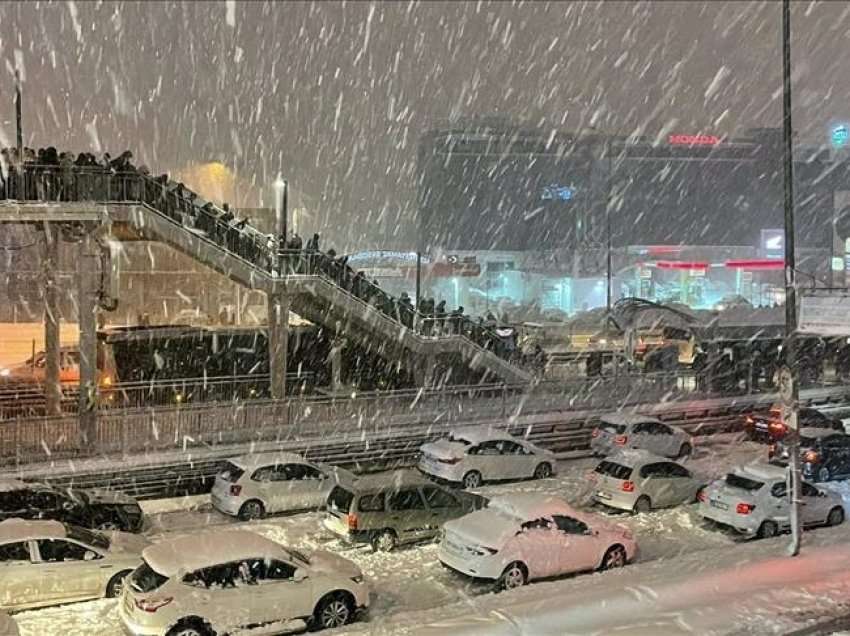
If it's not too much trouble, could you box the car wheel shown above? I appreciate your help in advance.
[678,443,692,459]
[600,545,627,570]
[828,506,845,527]
[105,570,132,598]
[758,520,779,539]
[238,499,265,521]
[312,592,355,631]
[462,470,483,489]
[632,496,652,515]
[370,529,397,553]
[166,621,212,636]
[818,466,831,482]
[533,462,553,480]
[497,562,527,591]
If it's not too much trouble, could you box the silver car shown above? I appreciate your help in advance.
[698,463,846,538]
[590,450,704,513]
[591,414,693,459]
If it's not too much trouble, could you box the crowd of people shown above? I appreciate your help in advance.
[0,151,525,365]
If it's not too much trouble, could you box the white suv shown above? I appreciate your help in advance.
[120,530,370,635]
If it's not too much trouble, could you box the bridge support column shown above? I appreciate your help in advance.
[42,224,62,416]
[77,230,100,446]
[330,338,344,393]
[268,291,289,402]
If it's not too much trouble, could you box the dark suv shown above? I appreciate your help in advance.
[746,406,844,443]
[0,479,144,532]
[770,428,850,482]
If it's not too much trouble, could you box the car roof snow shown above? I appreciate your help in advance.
[351,470,430,492]
[142,530,289,577]
[599,413,660,426]
[605,448,669,467]
[488,494,574,520]
[230,451,312,469]
[0,518,66,542]
[799,427,837,439]
[449,426,516,445]
[735,462,787,482]
[0,479,29,493]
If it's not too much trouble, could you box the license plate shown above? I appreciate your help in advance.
[596,491,613,500]
[710,500,729,510]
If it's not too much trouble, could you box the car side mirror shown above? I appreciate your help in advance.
[293,568,308,582]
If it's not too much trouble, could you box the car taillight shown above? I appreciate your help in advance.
[591,428,600,438]
[804,450,820,463]
[229,484,242,496]
[768,421,786,434]
[622,481,635,492]
[135,597,173,613]
[438,457,461,464]
[696,488,707,502]
[614,435,628,446]
[736,502,755,515]
[347,513,358,531]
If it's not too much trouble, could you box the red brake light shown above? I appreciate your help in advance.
[229,484,242,496]
[736,502,755,515]
[135,597,173,613]
[696,488,707,502]
[768,421,786,433]
[804,450,819,463]
[347,513,358,531]
[622,481,635,492]
[614,435,628,446]
[591,429,600,438]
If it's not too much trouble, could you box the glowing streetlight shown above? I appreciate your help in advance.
[274,176,288,275]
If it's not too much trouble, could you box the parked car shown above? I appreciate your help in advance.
[589,450,705,513]
[591,414,693,459]
[323,470,486,552]
[0,480,144,532]
[745,406,844,442]
[0,518,148,611]
[698,463,845,538]
[770,428,850,482]
[120,530,369,635]
[418,427,556,489]
[211,452,356,521]
[0,612,18,636]
[438,494,637,591]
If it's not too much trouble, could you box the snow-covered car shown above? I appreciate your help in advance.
[589,450,705,513]
[590,414,693,459]
[770,427,850,482]
[211,452,356,520]
[120,530,370,635]
[323,471,486,552]
[0,518,149,611]
[698,463,845,538]
[0,479,145,532]
[418,427,556,489]
[438,494,637,590]
[0,611,18,636]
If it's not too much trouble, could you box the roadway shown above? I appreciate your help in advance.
[14,431,819,635]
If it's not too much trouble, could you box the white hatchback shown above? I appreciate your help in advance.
[438,494,637,590]
[0,518,148,611]
[120,530,370,636]
[211,452,356,521]
[591,414,693,459]
[418,428,556,489]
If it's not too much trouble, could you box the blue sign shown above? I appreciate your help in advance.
[832,124,849,149]
[541,184,575,202]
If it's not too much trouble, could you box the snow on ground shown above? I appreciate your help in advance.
[13,434,780,635]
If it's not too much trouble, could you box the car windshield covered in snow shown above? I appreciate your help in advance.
[725,473,764,492]
[130,561,169,593]
[65,525,110,550]
[595,461,633,480]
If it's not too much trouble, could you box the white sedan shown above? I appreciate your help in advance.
[419,427,556,489]
[120,530,370,635]
[0,518,149,611]
[211,452,356,520]
[438,494,637,590]
[591,413,693,459]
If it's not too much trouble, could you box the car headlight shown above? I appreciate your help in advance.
[350,575,364,584]
[0,368,9,377]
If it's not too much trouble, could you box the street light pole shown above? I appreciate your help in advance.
[605,138,613,322]
[274,177,287,275]
[781,0,803,557]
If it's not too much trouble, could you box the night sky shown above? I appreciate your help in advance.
[1,1,849,249]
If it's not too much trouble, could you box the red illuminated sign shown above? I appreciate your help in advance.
[668,134,720,146]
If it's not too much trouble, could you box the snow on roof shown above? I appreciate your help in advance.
[142,530,288,577]
[799,427,835,439]
[0,479,28,493]
[488,494,574,521]
[736,463,787,482]
[230,451,310,468]
[352,470,430,491]
[0,519,66,542]
[606,448,667,467]
[449,426,514,444]
[599,413,660,427]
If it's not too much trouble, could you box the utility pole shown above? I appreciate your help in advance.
[15,69,22,158]
[781,0,803,557]
[605,137,613,323]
